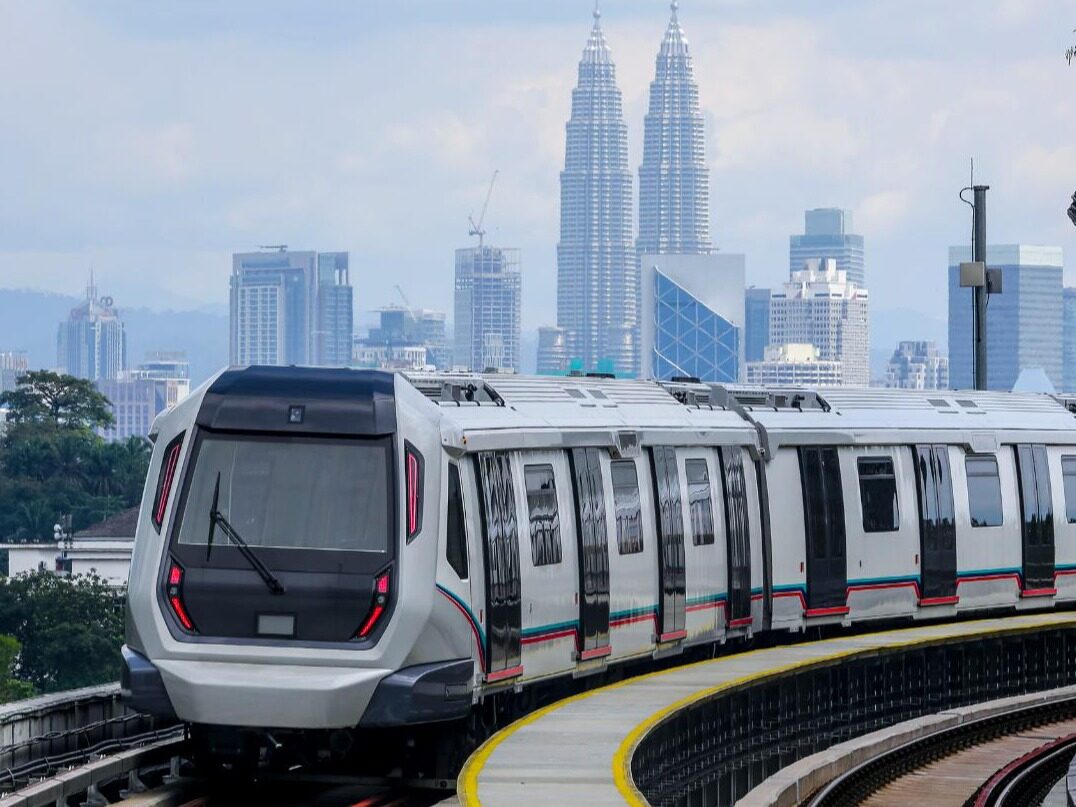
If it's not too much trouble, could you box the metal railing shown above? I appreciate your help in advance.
[631,627,1076,806]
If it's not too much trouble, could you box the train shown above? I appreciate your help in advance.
[121,366,1076,770]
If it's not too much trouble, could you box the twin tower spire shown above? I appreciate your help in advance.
[556,3,711,377]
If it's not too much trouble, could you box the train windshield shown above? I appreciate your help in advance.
[176,433,391,553]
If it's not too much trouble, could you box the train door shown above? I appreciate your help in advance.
[720,447,752,626]
[798,446,847,611]
[475,452,522,681]
[568,448,611,657]
[649,446,686,640]
[913,445,957,601]
[1015,444,1055,593]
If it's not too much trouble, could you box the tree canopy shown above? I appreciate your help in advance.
[0,571,124,693]
[0,370,149,540]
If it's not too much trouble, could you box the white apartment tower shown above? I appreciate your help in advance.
[769,258,870,386]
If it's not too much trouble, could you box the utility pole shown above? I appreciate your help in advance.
[972,185,989,391]
[959,178,996,391]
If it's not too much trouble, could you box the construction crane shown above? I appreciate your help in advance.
[394,285,418,322]
[468,170,499,248]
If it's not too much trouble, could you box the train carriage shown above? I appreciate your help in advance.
[120,366,1076,770]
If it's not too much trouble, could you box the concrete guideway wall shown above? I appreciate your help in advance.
[457,612,1076,806]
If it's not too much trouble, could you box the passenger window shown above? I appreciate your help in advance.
[857,457,899,532]
[446,463,468,578]
[611,460,643,555]
[966,454,1003,528]
[685,459,715,545]
[524,464,562,566]
[1062,456,1076,523]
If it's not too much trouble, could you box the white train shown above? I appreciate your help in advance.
[121,367,1076,767]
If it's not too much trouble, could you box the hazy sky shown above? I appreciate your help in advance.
[0,0,1073,336]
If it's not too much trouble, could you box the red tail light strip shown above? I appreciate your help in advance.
[165,560,196,632]
[152,435,184,531]
[358,570,391,638]
[404,443,424,541]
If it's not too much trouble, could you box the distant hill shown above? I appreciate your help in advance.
[0,289,228,386]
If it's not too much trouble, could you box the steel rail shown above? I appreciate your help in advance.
[972,730,1076,807]
[805,696,1076,807]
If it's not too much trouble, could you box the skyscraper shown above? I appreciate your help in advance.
[556,8,636,376]
[637,2,712,257]
[57,272,127,381]
[454,246,521,373]
[885,341,949,390]
[1064,288,1076,393]
[789,208,865,287]
[229,248,353,367]
[770,258,870,386]
[745,287,771,363]
[948,244,1063,391]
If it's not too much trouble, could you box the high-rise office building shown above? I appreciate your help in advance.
[229,248,352,367]
[536,326,570,376]
[637,3,712,257]
[314,252,354,367]
[57,273,127,381]
[770,258,870,386]
[885,341,949,390]
[789,208,865,287]
[746,344,843,387]
[1064,288,1076,393]
[640,253,744,382]
[454,246,521,373]
[745,287,771,363]
[96,351,191,442]
[948,245,1063,391]
[556,9,636,376]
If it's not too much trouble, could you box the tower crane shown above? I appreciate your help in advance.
[468,170,499,248]
[394,284,418,322]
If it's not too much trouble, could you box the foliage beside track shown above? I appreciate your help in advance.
[0,370,150,540]
[0,571,124,695]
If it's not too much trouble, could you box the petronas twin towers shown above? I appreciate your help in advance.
[556,3,711,377]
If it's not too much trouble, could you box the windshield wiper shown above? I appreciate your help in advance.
[206,472,287,596]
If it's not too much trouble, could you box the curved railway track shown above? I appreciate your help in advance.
[807,697,1076,807]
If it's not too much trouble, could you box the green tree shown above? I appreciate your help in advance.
[0,571,123,692]
[0,370,113,431]
[0,636,35,703]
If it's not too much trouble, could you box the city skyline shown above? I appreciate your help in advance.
[0,2,1071,339]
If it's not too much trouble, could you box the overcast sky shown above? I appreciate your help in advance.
[0,0,1073,336]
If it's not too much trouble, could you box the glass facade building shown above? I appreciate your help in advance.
[745,287,771,363]
[790,208,865,287]
[948,245,1063,391]
[1065,288,1076,393]
[640,253,745,383]
[556,10,636,376]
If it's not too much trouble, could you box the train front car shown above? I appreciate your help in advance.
[121,366,462,769]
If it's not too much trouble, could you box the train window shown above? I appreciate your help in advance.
[611,460,643,555]
[524,465,562,566]
[966,455,1003,528]
[857,457,899,533]
[446,463,468,578]
[686,459,715,546]
[1063,456,1076,523]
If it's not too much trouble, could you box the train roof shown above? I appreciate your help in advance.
[400,373,1076,456]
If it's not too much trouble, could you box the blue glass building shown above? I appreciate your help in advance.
[745,287,771,363]
[948,245,1063,391]
[1064,288,1076,393]
[640,253,744,382]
